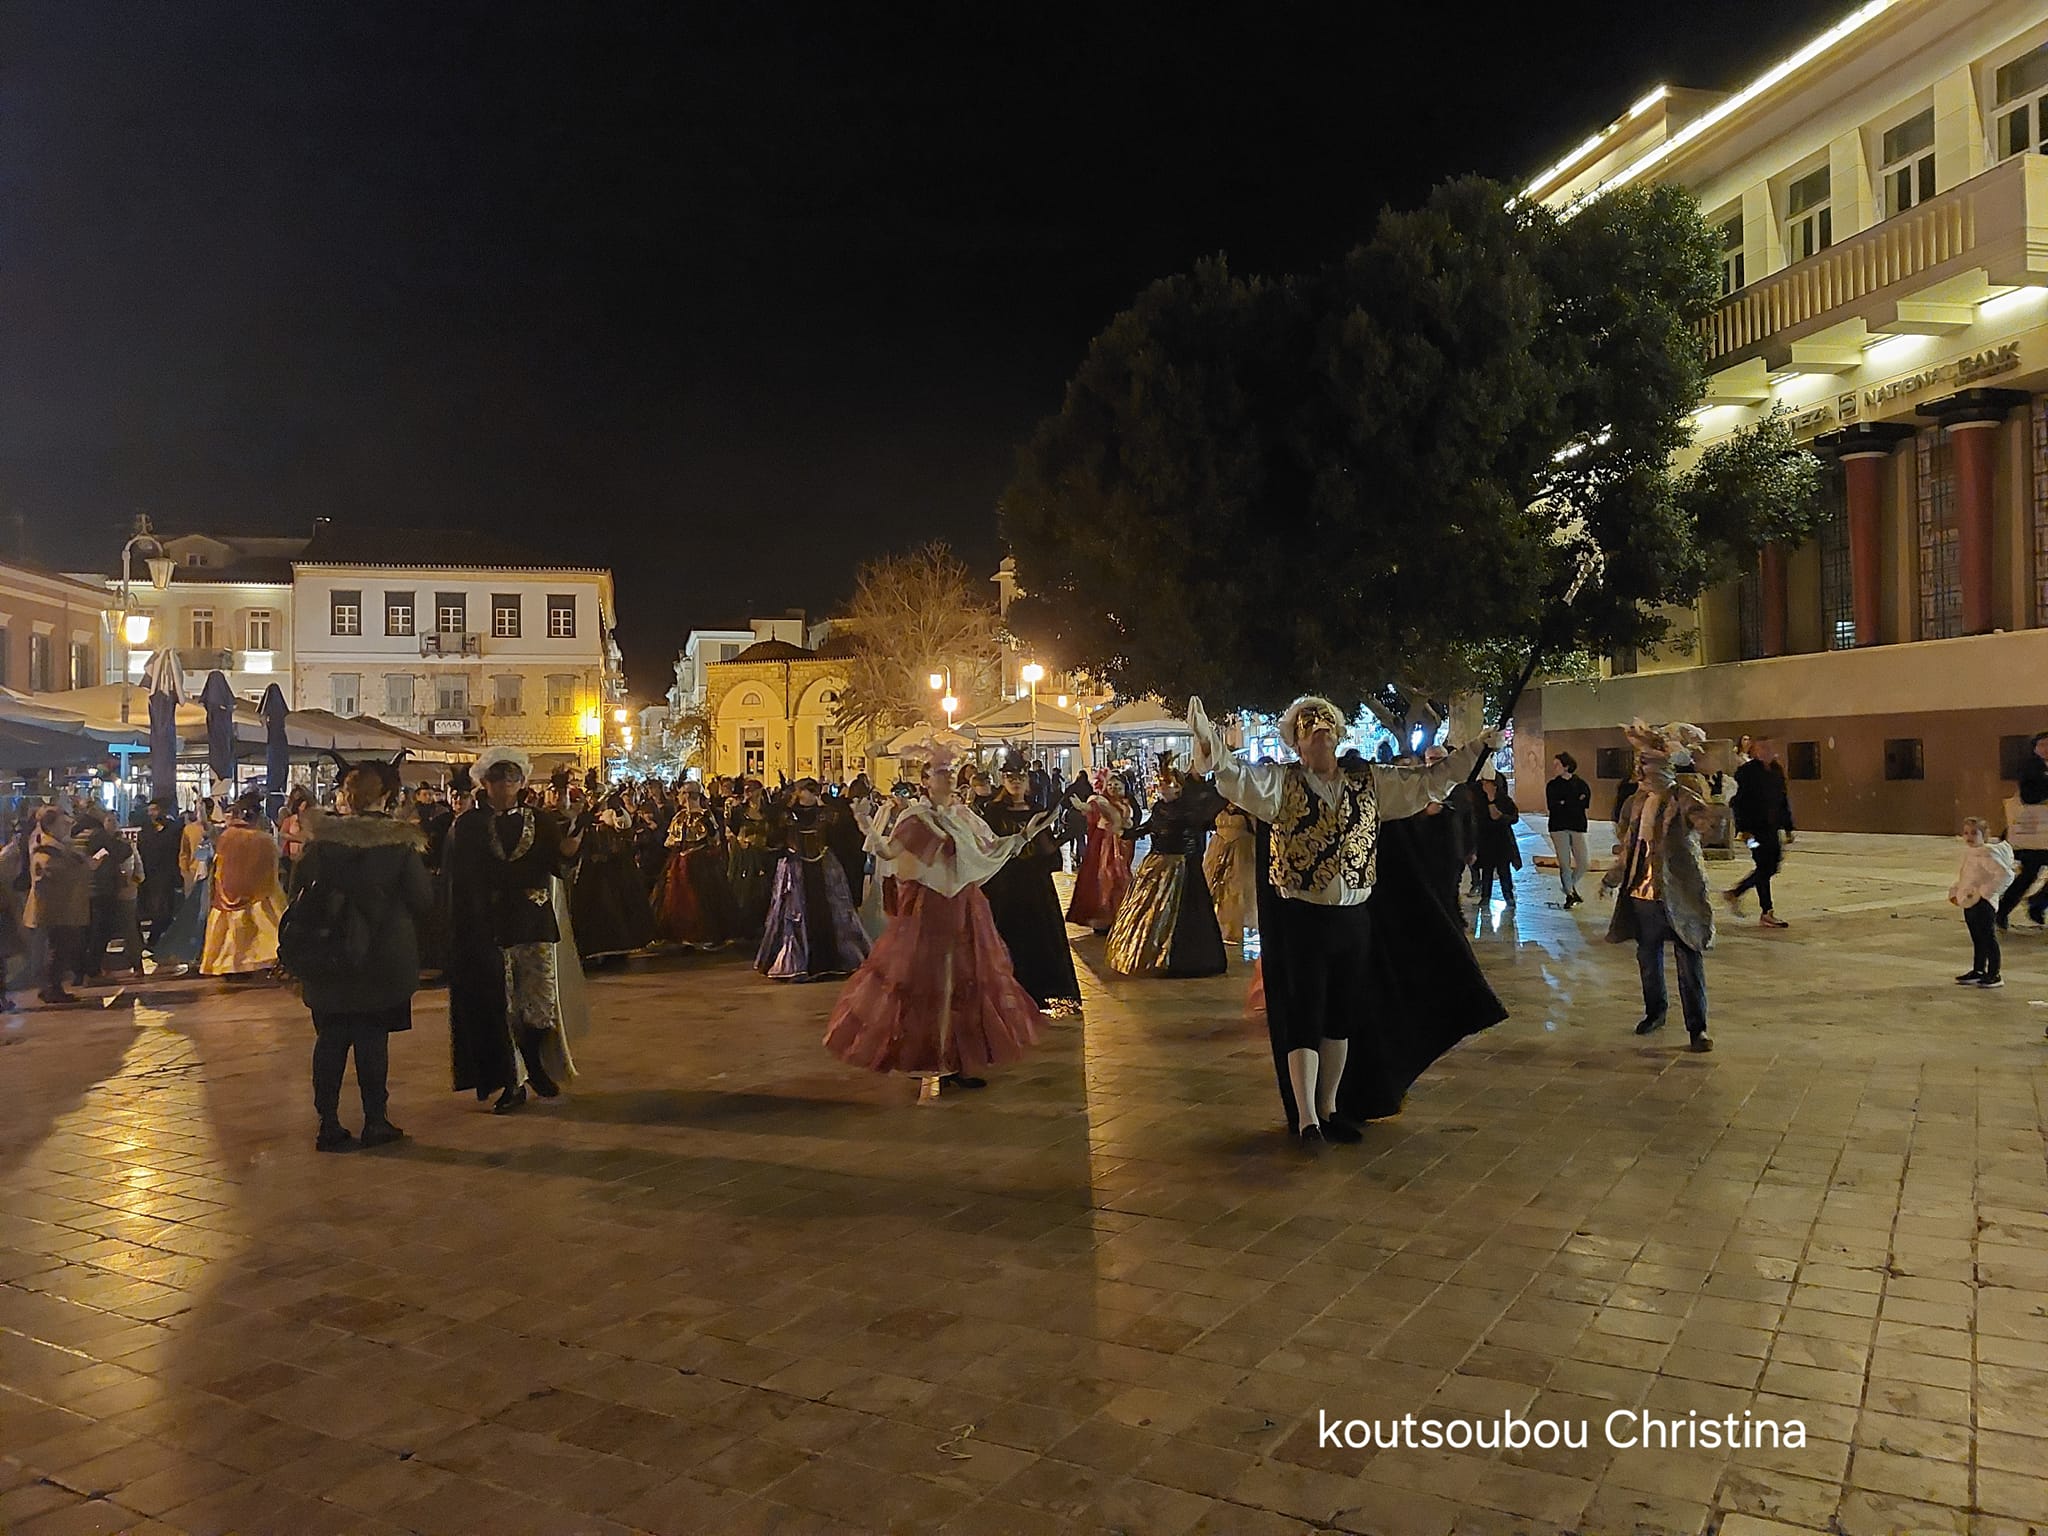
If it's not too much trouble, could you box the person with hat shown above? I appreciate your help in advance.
[200,794,286,978]
[976,748,1081,1010]
[824,744,1054,1100]
[570,788,656,964]
[655,779,740,948]
[1187,695,1502,1145]
[445,746,587,1114]
[1106,752,1228,978]
[755,777,870,981]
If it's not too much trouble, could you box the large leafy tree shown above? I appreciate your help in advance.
[1001,176,1822,716]
[832,543,1005,738]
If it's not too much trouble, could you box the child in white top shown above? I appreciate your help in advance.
[1950,816,2016,989]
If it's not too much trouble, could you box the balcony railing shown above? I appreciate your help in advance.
[421,631,482,658]
[1701,152,2048,367]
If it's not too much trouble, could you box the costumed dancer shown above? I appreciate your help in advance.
[976,749,1082,1010]
[1107,755,1228,977]
[200,795,285,977]
[571,791,657,964]
[655,781,740,948]
[1065,775,1135,933]
[1600,720,1715,1053]
[1188,695,1505,1145]
[755,779,870,981]
[829,775,872,910]
[726,779,774,940]
[155,802,217,970]
[1205,801,1258,947]
[445,747,589,1114]
[823,746,1051,1100]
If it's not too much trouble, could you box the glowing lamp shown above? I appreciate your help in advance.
[579,711,601,738]
[146,557,176,590]
[612,707,628,724]
[1056,694,1069,708]
[941,694,959,716]
[122,612,153,646]
[928,672,944,691]
[1020,662,1044,685]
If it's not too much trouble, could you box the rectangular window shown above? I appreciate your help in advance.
[384,673,415,719]
[493,674,523,715]
[719,642,742,662]
[1593,746,1633,781]
[29,633,53,691]
[1816,467,1855,650]
[246,610,274,650]
[741,726,766,776]
[1883,738,1924,781]
[385,592,415,637]
[546,594,576,638]
[190,608,215,649]
[435,592,466,634]
[331,590,362,637]
[1995,40,2048,162]
[1879,108,1935,219]
[1786,742,1821,781]
[546,674,575,715]
[1785,165,1832,262]
[1915,426,1961,640]
[332,673,361,716]
[1715,211,1745,297]
[492,594,521,638]
[1609,646,1638,677]
[436,676,468,714]
[69,641,92,690]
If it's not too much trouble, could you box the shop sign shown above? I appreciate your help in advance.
[431,717,468,736]
[1859,341,2021,410]
[1785,401,1833,434]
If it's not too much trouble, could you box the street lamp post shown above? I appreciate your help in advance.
[114,516,175,726]
[929,667,958,731]
[1020,661,1044,767]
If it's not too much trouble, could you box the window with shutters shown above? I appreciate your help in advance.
[436,593,466,634]
[190,608,215,649]
[386,592,414,636]
[493,674,524,715]
[29,633,54,691]
[547,594,576,638]
[385,673,415,719]
[545,674,576,715]
[1713,208,1745,296]
[332,673,361,716]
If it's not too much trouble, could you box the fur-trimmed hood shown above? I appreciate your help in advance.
[303,807,425,850]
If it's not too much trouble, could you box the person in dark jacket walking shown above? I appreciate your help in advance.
[135,799,183,951]
[289,764,434,1152]
[1726,737,1795,928]
[1544,752,1593,907]
[1472,772,1521,910]
[1996,730,2048,930]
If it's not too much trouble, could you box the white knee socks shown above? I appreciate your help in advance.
[1287,1048,1319,1127]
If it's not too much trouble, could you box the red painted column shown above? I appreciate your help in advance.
[1842,451,1888,647]
[1759,543,1787,657]
[1947,419,1999,636]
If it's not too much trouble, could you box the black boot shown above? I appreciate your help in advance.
[493,1084,529,1114]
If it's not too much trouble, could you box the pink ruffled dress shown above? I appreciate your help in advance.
[823,802,1045,1079]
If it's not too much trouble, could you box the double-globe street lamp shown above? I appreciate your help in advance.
[111,518,176,726]
[928,668,959,730]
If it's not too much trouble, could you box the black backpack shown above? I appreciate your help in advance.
[278,871,373,983]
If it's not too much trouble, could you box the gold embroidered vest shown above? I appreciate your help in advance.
[1267,764,1379,895]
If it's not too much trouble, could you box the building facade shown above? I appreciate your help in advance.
[1529,0,2048,831]
[0,560,107,696]
[93,533,299,702]
[702,636,869,783]
[291,527,624,775]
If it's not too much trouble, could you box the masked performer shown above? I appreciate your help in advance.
[1107,755,1228,977]
[201,796,285,977]
[571,791,656,964]
[446,747,588,1114]
[755,779,870,981]
[1205,802,1258,947]
[1601,720,1715,1053]
[656,781,739,948]
[824,746,1051,1100]
[726,779,774,940]
[1065,775,1135,933]
[976,750,1081,1010]
[1189,696,1505,1145]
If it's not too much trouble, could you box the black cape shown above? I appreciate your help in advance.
[1256,813,1506,1131]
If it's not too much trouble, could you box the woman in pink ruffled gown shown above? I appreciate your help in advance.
[824,751,1056,1101]
[1064,776,1134,933]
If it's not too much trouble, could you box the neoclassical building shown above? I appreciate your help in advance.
[702,635,871,783]
[1526,0,2048,831]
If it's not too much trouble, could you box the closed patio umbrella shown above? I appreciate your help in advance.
[260,683,291,822]
[143,649,183,804]
[200,670,238,788]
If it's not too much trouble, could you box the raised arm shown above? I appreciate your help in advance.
[1368,735,1498,821]
[1187,695,1288,822]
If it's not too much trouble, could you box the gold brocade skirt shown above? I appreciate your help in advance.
[1105,853,1182,976]
[200,894,282,975]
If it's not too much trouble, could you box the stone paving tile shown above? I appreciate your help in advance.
[0,833,2043,1533]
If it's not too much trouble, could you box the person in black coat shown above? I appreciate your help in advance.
[1544,752,1593,908]
[290,764,434,1152]
[978,753,1082,1007]
[1471,774,1521,910]
[135,799,183,950]
[1726,737,1795,928]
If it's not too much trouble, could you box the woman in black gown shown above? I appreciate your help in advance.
[977,751,1082,1011]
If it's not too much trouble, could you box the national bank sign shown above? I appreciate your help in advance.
[1839,342,2020,422]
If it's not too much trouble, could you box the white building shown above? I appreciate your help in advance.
[89,532,299,702]
[291,523,625,775]
[670,628,757,715]
[1526,0,2048,831]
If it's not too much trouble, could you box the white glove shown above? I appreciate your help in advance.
[1479,726,1506,753]
[1187,696,1222,774]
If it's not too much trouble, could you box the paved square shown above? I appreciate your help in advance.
[3,833,2045,1535]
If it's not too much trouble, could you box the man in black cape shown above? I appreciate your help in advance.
[1190,695,1506,1144]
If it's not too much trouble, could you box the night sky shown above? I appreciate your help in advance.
[4,1,1826,693]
